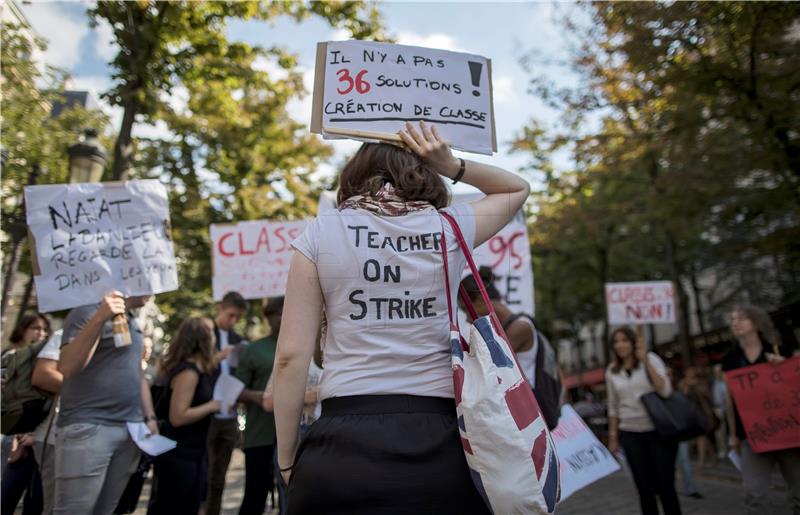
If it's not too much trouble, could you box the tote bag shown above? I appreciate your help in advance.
[440,212,560,514]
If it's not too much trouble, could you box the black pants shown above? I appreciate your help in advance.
[287,395,491,515]
[620,430,682,515]
[238,445,275,515]
[147,450,207,515]
[1,449,43,515]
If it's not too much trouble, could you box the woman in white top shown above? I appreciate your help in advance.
[273,121,529,514]
[605,326,681,515]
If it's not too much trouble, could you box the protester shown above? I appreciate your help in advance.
[30,329,64,515]
[605,326,681,515]
[54,292,157,515]
[680,366,717,468]
[273,121,529,514]
[459,265,563,429]
[148,317,227,515]
[723,305,800,514]
[234,298,282,515]
[205,291,247,515]
[672,368,703,500]
[710,364,728,460]
[1,312,51,515]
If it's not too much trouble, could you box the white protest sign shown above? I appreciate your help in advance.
[312,40,496,155]
[24,180,178,313]
[551,404,620,500]
[605,281,675,325]
[210,219,308,301]
[318,191,534,316]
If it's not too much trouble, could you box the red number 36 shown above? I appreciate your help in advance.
[336,69,371,95]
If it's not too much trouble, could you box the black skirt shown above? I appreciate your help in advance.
[287,395,491,515]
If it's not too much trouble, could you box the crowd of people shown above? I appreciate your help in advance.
[1,122,798,515]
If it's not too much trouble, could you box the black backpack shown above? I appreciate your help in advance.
[503,314,562,430]
[1,340,53,434]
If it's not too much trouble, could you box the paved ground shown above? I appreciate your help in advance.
[130,451,793,515]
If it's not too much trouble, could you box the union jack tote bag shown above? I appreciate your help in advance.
[440,212,560,514]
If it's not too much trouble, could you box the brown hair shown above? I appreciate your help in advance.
[460,266,502,302]
[336,143,450,209]
[159,317,216,375]
[730,305,782,353]
[220,291,247,311]
[609,326,639,374]
[9,313,50,345]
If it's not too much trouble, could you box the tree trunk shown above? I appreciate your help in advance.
[111,95,138,180]
[689,267,710,347]
[665,230,693,365]
[14,275,35,326]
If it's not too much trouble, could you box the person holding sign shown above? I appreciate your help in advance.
[605,327,681,515]
[53,292,157,515]
[722,305,799,515]
[273,121,529,514]
[148,318,227,515]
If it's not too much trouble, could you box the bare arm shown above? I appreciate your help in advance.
[238,389,264,405]
[399,121,530,247]
[643,356,671,397]
[606,374,620,453]
[726,390,740,451]
[261,376,274,412]
[274,252,323,474]
[32,359,62,394]
[58,292,125,379]
[168,369,221,427]
[505,319,534,353]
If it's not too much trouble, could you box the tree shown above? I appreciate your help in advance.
[515,2,800,364]
[89,0,385,180]
[1,22,109,325]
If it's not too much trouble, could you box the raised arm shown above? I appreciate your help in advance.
[399,121,530,247]
[59,292,125,379]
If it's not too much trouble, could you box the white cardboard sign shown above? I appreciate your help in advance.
[312,40,496,155]
[24,180,178,313]
[551,404,620,500]
[210,219,308,301]
[605,281,676,325]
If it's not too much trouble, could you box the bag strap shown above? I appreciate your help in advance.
[441,212,497,316]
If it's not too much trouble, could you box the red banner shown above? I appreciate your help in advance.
[725,356,800,453]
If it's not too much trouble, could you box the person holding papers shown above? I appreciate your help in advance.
[54,292,157,515]
[147,317,230,515]
[206,291,247,515]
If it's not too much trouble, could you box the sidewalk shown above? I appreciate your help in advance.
[131,451,792,514]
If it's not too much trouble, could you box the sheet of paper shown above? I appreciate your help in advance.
[126,422,177,457]
[728,450,742,471]
[213,373,245,416]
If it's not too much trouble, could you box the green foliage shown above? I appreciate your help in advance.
[515,2,800,359]
[88,1,385,337]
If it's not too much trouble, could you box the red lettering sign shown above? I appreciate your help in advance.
[726,356,800,453]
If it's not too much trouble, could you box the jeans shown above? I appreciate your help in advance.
[1,447,43,515]
[741,441,800,515]
[676,441,699,495]
[204,418,238,515]
[53,423,140,515]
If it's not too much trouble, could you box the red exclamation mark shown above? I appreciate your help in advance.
[468,61,482,97]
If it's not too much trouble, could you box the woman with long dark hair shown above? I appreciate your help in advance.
[147,318,229,515]
[1,312,51,515]
[273,121,530,514]
[605,326,681,515]
[723,305,799,514]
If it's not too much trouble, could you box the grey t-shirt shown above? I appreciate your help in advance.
[58,304,143,427]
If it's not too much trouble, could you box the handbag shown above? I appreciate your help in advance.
[640,367,706,441]
[440,212,560,514]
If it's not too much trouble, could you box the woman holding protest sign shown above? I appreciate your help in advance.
[605,326,681,515]
[272,120,529,514]
[722,305,799,515]
[147,317,230,515]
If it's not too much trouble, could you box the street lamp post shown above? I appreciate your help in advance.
[67,128,107,183]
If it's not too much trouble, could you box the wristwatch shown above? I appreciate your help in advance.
[144,415,156,423]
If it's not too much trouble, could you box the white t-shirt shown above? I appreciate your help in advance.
[605,352,672,432]
[291,202,475,400]
[32,330,62,445]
